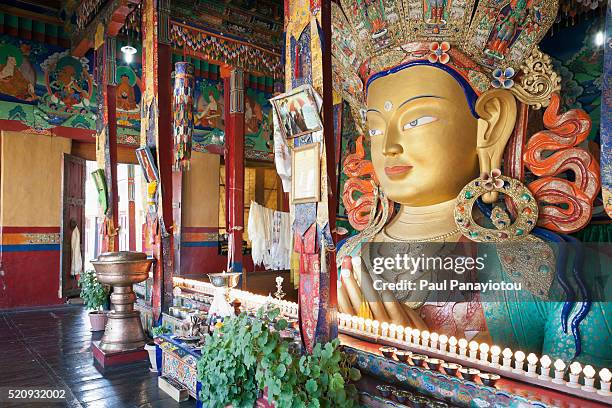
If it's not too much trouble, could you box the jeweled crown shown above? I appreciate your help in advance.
[332,0,560,111]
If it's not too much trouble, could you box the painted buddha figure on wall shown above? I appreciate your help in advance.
[332,0,609,366]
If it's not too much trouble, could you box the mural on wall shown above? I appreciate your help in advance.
[0,34,96,131]
[192,77,225,154]
[191,80,274,161]
[115,63,142,136]
[245,88,274,161]
[0,32,275,159]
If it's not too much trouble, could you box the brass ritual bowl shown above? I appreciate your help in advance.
[91,252,154,353]
[207,272,242,288]
[92,251,152,286]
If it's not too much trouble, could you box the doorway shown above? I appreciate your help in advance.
[61,159,145,299]
[59,154,86,298]
[82,162,146,272]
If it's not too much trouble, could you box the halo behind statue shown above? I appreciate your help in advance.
[56,56,83,77]
[116,66,137,87]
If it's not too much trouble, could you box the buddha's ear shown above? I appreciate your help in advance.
[475,89,517,202]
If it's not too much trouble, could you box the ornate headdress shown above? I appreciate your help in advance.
[332,0,561,113]
[333,0,601,236]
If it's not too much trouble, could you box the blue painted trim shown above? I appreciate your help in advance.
[1,244,61,252]
[196,381,203,408]
[155,344,163,376]
[365,60,480,118]
[181,241,218,248]
[231,262,243,272]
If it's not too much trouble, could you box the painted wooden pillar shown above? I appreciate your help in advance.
[602,9,612,219]
[128,165,136,251]
[158,40,175,313]
[321,0,338,320]
[107,37,119,252]
[222,67,245,274]
[95,35,119,253]
[140,0,173,321]
[284,0,337,351]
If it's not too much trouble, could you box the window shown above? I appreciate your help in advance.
[218,163,284,252]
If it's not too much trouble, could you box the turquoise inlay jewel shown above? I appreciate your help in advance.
[465,191,473,199]
[470,231,479,238]
[516,229,524,236]
[521,193,531,201]
[538,265,550,274]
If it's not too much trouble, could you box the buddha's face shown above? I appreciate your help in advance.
[366,65,480,206]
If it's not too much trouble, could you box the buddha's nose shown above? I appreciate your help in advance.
[382,129,403,157]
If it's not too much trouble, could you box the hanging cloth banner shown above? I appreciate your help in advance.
[172,61,195,171]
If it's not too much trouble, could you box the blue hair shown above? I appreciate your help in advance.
[365,60,480,118]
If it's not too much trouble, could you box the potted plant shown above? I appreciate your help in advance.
[196,306,361,407]
[78,269,109,332]
[146,324,172,372]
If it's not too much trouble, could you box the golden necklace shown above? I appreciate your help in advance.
[381,228,461,242]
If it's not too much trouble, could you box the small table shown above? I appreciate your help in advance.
[154,334,202,407]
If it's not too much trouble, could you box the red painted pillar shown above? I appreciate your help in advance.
[322,0,338,313]
[107,75,119,252]
[222,67,245,274]
[96,36,119,253]
[158,42,174,309]
[128,165,136,251]
[141,0,173,321]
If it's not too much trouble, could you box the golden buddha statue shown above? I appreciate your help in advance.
[332,0,608,365]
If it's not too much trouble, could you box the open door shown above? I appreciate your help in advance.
[60,153,86,298]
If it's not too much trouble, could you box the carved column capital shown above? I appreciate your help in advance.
[230,68,244,114]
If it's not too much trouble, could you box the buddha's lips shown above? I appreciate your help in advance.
[385,165,412,176]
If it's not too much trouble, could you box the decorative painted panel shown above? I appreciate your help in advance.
[0,31,275,159]
[115,60,142,140]
[0,34,96,131]
[244,88,274,161]
[192,76,225,154]
[162,352,198,396]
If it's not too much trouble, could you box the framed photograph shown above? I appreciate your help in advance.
[291,142,321,204]
[271,84,322,139]
[136,146,159,183]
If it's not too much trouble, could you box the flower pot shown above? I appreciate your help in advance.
[89,311,107,332]
[145,342,157,372]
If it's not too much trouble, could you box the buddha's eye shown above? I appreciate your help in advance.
[402,116,437,131]
[368,128,383,137]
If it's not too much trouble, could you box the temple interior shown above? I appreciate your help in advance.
[0,0,610,407]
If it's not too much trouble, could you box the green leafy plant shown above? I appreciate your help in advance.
[197,306,360,408]
[78,270,108,311]
[151,324,172,337]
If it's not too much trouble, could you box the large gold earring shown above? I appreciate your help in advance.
[454,169,538,242]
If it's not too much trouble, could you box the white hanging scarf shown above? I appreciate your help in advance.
[71,226,83,277]
[248,201,291,270]
[272,110,292,192]
[248,201,266,266]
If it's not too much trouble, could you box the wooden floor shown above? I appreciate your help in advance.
[0,305,196,408]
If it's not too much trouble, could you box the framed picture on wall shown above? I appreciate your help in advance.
[291,142,321,204]
[136,147,159,183]
[271,84,322,139]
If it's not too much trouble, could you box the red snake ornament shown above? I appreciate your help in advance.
[342,135,382,231]
[523,93,600,233]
